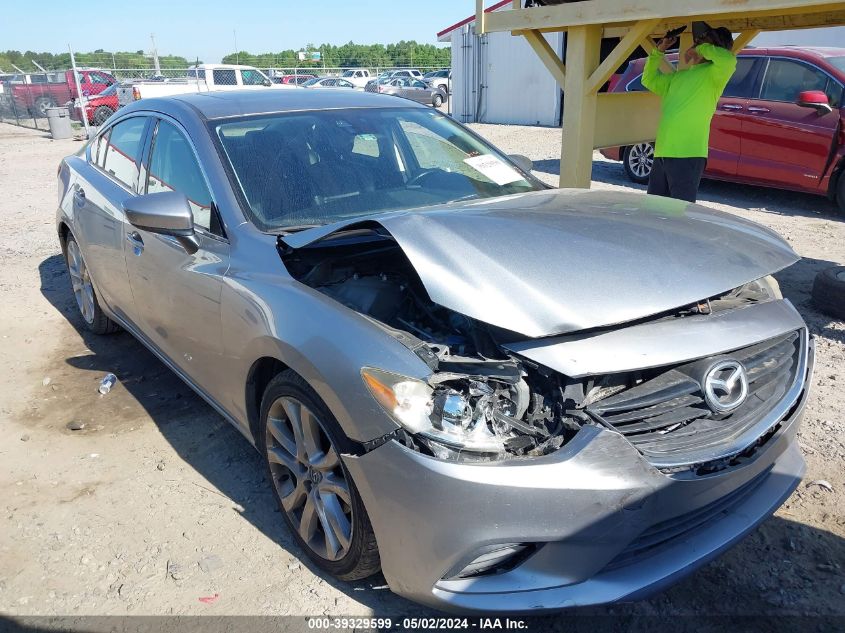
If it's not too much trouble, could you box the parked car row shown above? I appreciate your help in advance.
[602,46,845,214]
[365,76,447,107]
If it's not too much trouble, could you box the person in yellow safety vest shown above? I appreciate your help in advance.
[642,23,736,203]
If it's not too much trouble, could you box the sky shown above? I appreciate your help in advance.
[2,0,470,63]
[4,2,844,66]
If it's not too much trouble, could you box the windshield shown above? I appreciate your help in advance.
[98,84,118,96]
[214,107,541,231]
[829,57,845,73]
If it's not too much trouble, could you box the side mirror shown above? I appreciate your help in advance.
[123,191,198,254]
[509,154,534,173]
[797,90,832,114]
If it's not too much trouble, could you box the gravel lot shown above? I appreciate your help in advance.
[0,120,843,627]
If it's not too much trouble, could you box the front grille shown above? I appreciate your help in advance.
[604,467,770,571]
[586,331,803,468]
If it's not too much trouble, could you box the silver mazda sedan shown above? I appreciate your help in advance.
[57,90,813,613]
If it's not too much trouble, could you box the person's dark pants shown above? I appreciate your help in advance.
[647,157,707,203]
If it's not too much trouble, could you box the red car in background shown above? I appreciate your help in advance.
[73,83,119,126]
[272,74,316,85]
[601,46,845,215]
[10,68,116,117]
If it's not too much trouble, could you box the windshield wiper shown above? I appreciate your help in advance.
[274,224,322,235]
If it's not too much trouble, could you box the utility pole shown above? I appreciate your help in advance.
[234,30,239,64]
[150,33,161,75]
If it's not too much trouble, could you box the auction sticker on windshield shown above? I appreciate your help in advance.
[464,154,523,186]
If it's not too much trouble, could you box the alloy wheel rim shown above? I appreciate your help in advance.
[629,143,654,178]
[266,396,353,562]
[67,241,95,324]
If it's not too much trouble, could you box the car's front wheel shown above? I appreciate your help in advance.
[432,93,444,108]
[93,106,114,126]
[260,370,380,581]
[64,234,120,335]
[623,142,654,184]
[836,171,845,217]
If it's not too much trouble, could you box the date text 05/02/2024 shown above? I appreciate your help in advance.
[306,617,530,630]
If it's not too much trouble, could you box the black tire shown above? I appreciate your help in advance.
[64,234,120,335]
[260,370,380,581]
[623,143,654,185]
[93,106,114,126]
[432,93,443,108]
[812,266,845,321]
[836,171,845,217]
[34,96,56,118]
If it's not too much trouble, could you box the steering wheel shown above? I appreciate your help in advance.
[406,169,439,187]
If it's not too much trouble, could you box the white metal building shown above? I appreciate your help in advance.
[438,0,565,126]
[439,2,845,127]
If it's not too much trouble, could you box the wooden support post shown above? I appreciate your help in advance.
[732,29,761,52]
[560,24,602,189]
[677,27,694,69]
[586,18,661,94]
[523,30,566,86]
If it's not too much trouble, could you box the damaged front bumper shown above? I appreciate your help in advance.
[343,340,813,614]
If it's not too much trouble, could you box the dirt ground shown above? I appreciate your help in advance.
[0,121,843,626]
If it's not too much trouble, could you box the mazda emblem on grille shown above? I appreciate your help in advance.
[703,360,749,413]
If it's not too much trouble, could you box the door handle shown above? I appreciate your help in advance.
[747,106,771,114]
[73,187,86,205]
[126,231,144,254]
[720,104,743,111]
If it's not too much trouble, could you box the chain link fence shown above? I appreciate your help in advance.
[0,61,451,136]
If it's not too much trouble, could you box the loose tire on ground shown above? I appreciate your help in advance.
[260,370,380,581]
[64,234,120,335]
[812,266,845,321]
[623,142,654,185]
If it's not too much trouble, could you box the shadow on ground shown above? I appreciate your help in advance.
[532,158,843,222]
[34,247,845,622]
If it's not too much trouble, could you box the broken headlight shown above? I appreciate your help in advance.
[361,367,546,458]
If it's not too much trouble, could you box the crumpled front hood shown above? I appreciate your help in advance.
[280,189,799,337]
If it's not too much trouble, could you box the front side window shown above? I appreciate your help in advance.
[214,108,541,231]
[101,117,147,189]
[213,69,237,86]
[241,69,266,86]
[147,120,215,232]
[761,59,828,102]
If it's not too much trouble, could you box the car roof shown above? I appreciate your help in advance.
[124,88,426,120]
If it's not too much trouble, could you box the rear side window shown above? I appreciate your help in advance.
[723,57,759,98]
[760,59,828,102]
[147,120,217,233]
[213,69,237,86]
[101,117,147,189]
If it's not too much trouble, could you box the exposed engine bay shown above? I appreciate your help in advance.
[281,231,589,461]
[280,230,785,464]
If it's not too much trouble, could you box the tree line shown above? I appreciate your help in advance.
[0,49,194,72]
[221,41,451,68]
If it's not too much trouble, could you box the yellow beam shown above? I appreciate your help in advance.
[594,93,661,149]
[586,18,660,94]
[482,1,845,33]
[732,29,762,53]
[560,24,602,189]
[522,30,566,86]
[639,37,675,75]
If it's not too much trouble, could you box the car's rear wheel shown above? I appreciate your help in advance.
[836,171,845,217]
[623,143,654,184]
[34,96,56,118]
[260,370,380,581]
[432,93,444,108]
[93,106,114,126]
[64,235,120,335]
